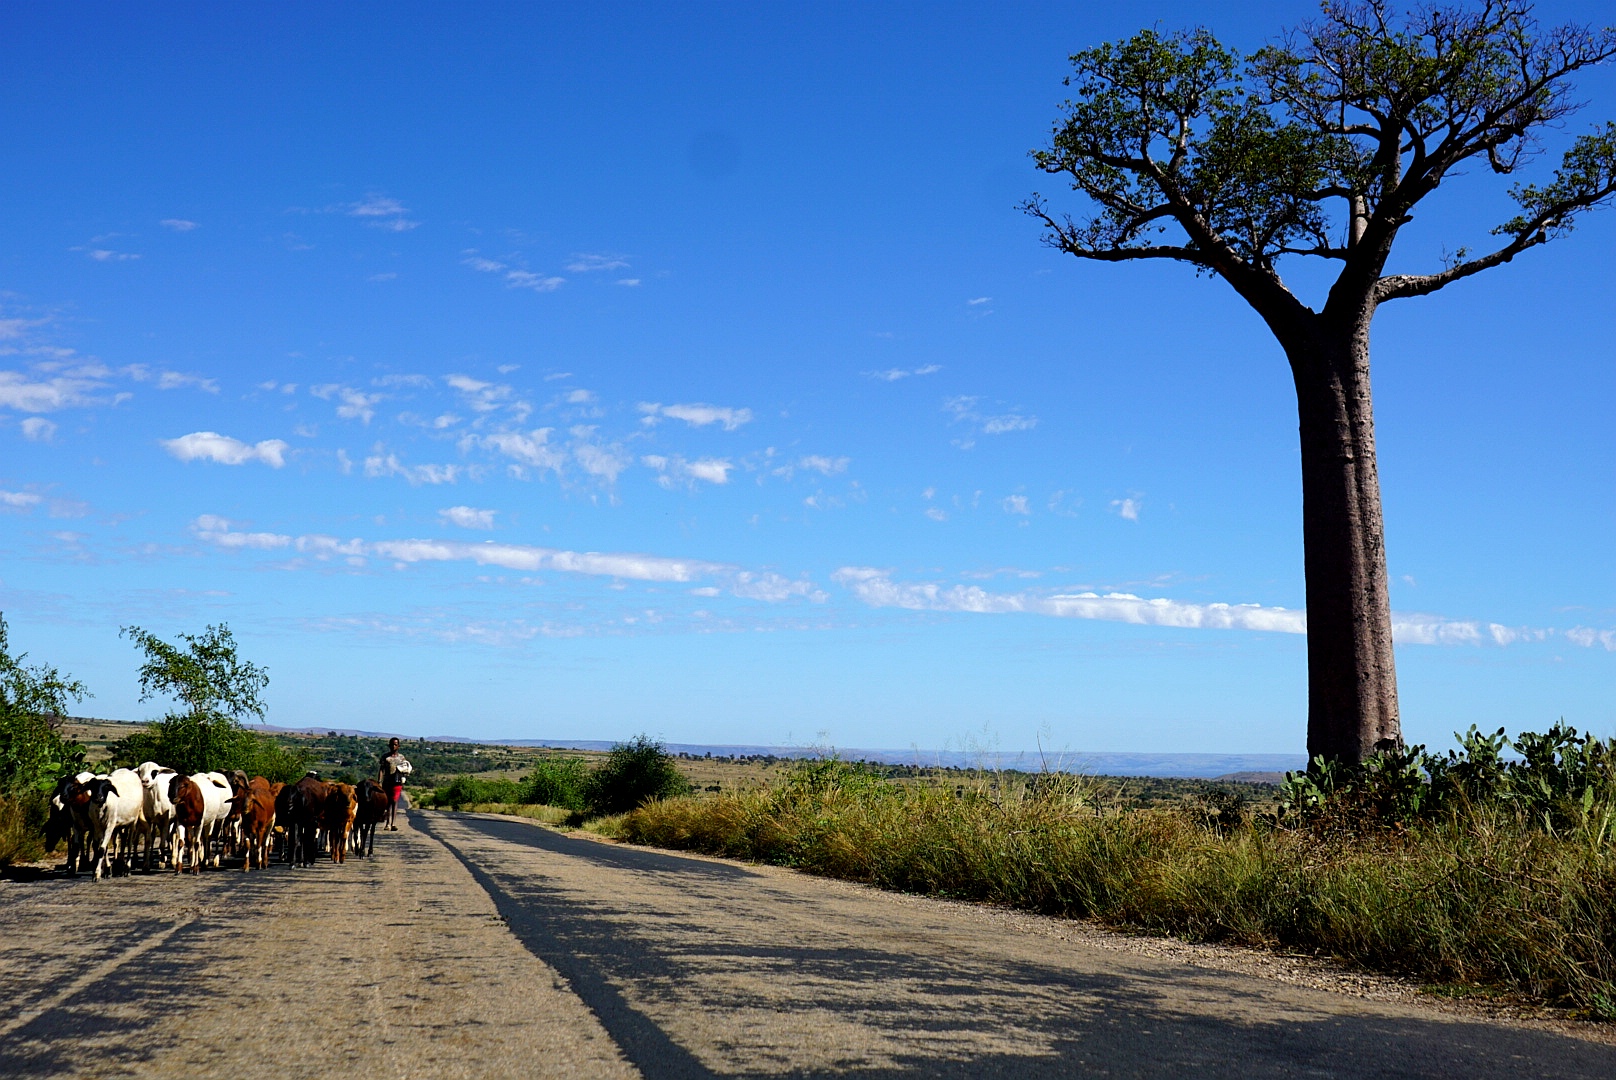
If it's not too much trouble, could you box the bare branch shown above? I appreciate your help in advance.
[1373,233,1543,301]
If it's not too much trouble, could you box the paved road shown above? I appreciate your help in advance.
[3,810,1613,1078]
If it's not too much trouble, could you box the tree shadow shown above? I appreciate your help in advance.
[427,812,1616,1080]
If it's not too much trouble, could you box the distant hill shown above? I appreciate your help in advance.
[213,724,1304,779]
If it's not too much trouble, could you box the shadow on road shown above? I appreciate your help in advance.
[421,812,1616,1080]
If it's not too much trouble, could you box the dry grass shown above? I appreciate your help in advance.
[621,765,1616,1017]
[434,802,574,825]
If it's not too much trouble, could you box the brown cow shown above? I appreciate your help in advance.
[288,774,330,867]
[241,777,277,871]
[353,779,389,857]
[324,783,357,863]
[169,774,206,875]
[224,770,249,859]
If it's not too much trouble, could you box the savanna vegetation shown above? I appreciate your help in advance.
[0,615,89,865]
[1,619,306,865]
[613,728,1616,1016]
[420,735,688,822]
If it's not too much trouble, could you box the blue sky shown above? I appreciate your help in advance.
[2,2,1612,754]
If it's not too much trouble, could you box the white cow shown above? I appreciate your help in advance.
[87,769,145,880]
[193,772,235,868]
[135,761,179,872]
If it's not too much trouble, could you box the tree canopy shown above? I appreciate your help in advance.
[0,614,88,793]
[120,623,268,723]
[1024,0,1616,326]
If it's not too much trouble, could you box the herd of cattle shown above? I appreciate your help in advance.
[47,765,391,879]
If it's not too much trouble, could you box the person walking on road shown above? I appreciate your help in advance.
[378,738,412,830]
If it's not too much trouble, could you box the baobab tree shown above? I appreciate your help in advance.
[1024,1,1616,764]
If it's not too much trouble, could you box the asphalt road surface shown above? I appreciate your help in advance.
[3,809,1613,1078]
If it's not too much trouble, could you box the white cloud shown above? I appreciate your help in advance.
[981,414,1037,434]
[0,371,109,412]
[192,514,291,550]
[617,278,641,287]
[833,568,1573,647]
[446,373,514,412]
[1,490,43,511]
[967,297,992,306]
[637,402,753,430]
[194,515,827,607]
[729,571,827,603]
[155,371,220,393]
[162,431,289,468]
[772,454,851,480]
[160,219,198,231]
[470,429,565,476]
[87,249,139,262]
[373,373,433,389]
[925,507,948,521]
[1567,627,1616,651]
[464,253,564,291]
[363,453,460,485]
[566,389,596,404]
[687,459,732,484]
[864,364,941,382]
[311,384,383,424]
[834,568,1308,634]
[20,417,56,441]
[1003,495,1029,515]
[506,270,566,292]
[1111,497,1141,521]
[439,506,496,530]
[944,395,1036,440]
[349,194,418,231]
[642,454,732,487]
[565,253,630,273]
[798,455,849,476]
[574,439,632,483]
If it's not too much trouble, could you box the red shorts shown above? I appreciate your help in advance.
[389,785,404,803]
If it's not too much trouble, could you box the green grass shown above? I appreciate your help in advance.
[619,762,1616,1017]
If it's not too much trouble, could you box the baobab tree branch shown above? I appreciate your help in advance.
[1373,234,1543,301]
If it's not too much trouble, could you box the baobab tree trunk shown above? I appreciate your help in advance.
[1288,318,1401,765]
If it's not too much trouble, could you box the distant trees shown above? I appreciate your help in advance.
[1025,1,1616,762]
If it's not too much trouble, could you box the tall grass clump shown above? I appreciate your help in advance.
[623,736,1616,1016]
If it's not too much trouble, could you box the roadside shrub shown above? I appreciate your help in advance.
[425,775,524,809]
[623,729,1616,1016]
[582,735,691,817]
[520,756,589,810]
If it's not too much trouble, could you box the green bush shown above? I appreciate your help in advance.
[582,735,691,817]
[106,713,310,782]
[520,756,590,810]
[1280,723,1616,833]
[0,615,88,797]
[425,775,524,809]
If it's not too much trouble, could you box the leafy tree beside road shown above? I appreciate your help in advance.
[0,615,88,864]
[111,623,305,781]
[1025,1,1616,763]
